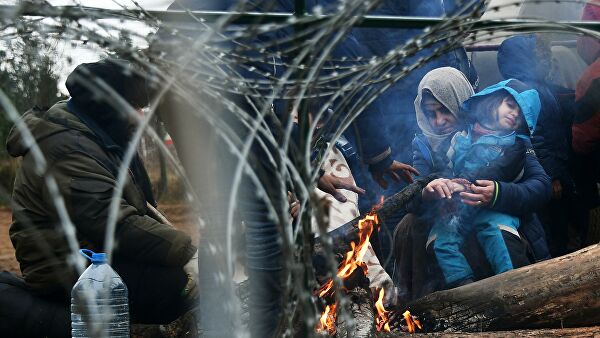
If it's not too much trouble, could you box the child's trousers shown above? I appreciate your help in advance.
[429,209,519,286]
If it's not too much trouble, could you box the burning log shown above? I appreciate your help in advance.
[315,211,379,336]
[313,174,437,276]
[335,286,375,338]
[406,244,600,332]
[333,270,375,338]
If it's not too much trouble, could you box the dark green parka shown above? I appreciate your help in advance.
[6,101,196,295]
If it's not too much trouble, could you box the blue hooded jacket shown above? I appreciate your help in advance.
[497,35,573,184]
[464,78,541,135]
[448,79,541,183]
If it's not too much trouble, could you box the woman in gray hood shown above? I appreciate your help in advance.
[392,67,552,302]
[411,67,474,176]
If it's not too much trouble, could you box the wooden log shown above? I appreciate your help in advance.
[404,244,600,332]
[335,271,375,338]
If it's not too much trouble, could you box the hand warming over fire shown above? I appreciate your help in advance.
[459,180,495,207]
[372,160,420,189]
[422,178,469,200]
[317,173,365,203]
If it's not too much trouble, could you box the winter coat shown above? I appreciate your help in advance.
[446,79,541,181]
[6,102,196,294]
[411,134,453,177]
[497,35,572,184]
[448,127,527,184]
[491,147,552,260]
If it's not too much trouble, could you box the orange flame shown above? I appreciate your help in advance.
[337,213,377,279]
[375,288,391,332]
[402,310,422,333]
[317,279,334,298]
[314,211,380,334]
[315,212,379,297]
[316,303,337,335]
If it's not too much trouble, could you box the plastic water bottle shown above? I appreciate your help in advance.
[71,249,129,338]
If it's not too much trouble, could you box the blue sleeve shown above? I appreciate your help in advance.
[490,147,552,216]
[411,137,432,176]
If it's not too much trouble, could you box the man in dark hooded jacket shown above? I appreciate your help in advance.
[497,34,589,256]
[3,59,197,337]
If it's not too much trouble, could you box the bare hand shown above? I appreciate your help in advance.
[422,178,468,200]
[287,191,300,219]
[372,160,420,189]
[552,179,563,200]
[459,180,495,207]
[317,173,365,203]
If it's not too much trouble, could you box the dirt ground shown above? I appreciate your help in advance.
[0,204,197,275]
[0,207,18,274]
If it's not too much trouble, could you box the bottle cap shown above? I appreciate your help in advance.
[80,249,107,264]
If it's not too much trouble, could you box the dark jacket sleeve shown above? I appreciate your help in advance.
[530,88,571,182]
[325,31,394,174]
[49,150,196,267]
[490,145,552,215]
[459,140,526,183]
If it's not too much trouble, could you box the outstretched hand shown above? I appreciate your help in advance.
[422,178,469,200]
[317,173,365,203]
[372,160,420,189]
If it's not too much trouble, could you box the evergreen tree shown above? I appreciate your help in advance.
[0,35,64,158]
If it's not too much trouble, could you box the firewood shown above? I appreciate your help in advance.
[335,271,375,338]
[405,244,600,332]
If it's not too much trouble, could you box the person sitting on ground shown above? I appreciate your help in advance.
[393,67,551,302]
[429,79,541,288]
[3,59,198,337]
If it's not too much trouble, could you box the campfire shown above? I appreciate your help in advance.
[314,201,422,335]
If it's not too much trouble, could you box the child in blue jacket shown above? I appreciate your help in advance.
[430,79,541,287]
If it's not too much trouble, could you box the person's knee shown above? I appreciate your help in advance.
[0,275,70,338]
